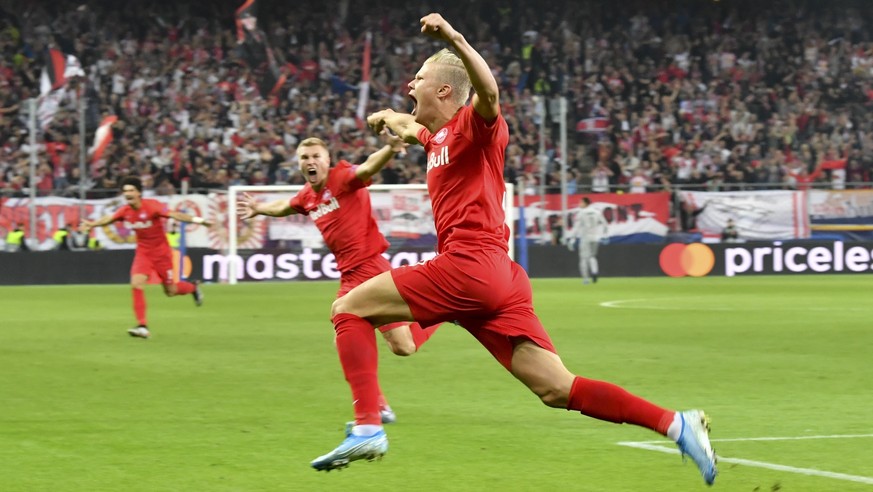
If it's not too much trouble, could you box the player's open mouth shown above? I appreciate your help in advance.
[409,94,417,115]
[307,168,317,181]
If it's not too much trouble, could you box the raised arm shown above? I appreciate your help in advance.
[420,13,499,120]
[368,109,425,145]
[237,192,297,220]
[355,132,408,181]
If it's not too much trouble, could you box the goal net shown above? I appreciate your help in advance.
[224,184,514,284]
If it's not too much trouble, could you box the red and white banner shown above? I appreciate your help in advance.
[679,190,811,240]
[576,117,609,133]
[808,189,873,222]
[0,195,221,251]
[515,192,671,243]
[235,188,435,250]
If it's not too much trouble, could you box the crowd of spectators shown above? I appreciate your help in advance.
[2,0,873,199]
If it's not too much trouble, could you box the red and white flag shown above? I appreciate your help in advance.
[819,159,847,170]
[356,31,372,123]
[576,117,609,133]
[90,115,118,164]
[40,49,68,96]
[38,48,85,129]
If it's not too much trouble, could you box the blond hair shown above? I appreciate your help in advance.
[297,137,329,152]
[424,49,472,105]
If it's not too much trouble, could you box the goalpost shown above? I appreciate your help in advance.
[226,183,515,284]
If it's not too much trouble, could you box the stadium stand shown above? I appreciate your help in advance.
[1,0,872,199]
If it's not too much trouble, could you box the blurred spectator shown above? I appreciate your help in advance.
[0,0,871,198]
[4,223,27,252]
[52,225,70,250]
[721,219,739,242]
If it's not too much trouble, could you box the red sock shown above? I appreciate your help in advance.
[132,288,147,326]
[175,281,195,295]
[377,393,389,410]
[567,376,674,436]
[409,322,438,350]
[332,313,381,425]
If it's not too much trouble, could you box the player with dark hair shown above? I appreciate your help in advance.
[311,13,717,486]
[237,133,439,424]
[81,176,212,339]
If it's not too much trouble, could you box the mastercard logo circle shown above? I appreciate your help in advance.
[659,243,715,277]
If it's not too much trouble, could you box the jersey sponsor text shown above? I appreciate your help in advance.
[310,197,340,221]
[427,146,450,173]
[123,220,154,230]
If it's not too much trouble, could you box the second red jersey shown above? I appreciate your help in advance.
[289,160,389,272]
[111,198,171,255]
[417,104,510,254]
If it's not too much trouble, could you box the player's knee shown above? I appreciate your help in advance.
[388,340,416,357]
[538,390,569,409]
[163,285,177,297]
[332,295,366,318]
[331,297,349,318]
[534,384,569,408]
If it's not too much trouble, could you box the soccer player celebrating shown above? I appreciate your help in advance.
[312,13,717,486]
[81,176,211,339]
[236,132,439,425]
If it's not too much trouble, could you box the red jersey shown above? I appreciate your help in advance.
[417,105,509,254]
[111,198,171,255]
[289,160,389,272]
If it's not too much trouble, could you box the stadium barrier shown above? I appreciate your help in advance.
[3,241,872,285]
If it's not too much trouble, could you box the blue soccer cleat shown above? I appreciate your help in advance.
[311,428,388,471]
[675,410,718,485]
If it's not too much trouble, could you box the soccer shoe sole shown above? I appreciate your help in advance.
[127,329,150,339]
[380,408,397,424]
[311,434,388,472]
[193,281,204,307]
[677,410,718,485]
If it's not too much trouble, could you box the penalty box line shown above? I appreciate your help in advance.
[617,434,873,485]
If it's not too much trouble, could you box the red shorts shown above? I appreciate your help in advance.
[131,251,175,286]
[337,254,392,298]
[338,255,411,334]
[391,248,555,370]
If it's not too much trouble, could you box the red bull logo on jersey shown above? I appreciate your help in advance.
[427,146,450,173]
[123,220,154,230]
[310,197,340,221]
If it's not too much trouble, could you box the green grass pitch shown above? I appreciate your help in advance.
[1,276,871,491]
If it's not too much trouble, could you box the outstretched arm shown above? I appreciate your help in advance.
[167,210,214,227]
[420,13,499,120]
[80,214,117,232]
[237,192,297,220]
[356,132,408,181]
[367,110,425,145]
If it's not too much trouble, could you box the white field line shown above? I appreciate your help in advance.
[617,434,873,485]
[599,298,868,311]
